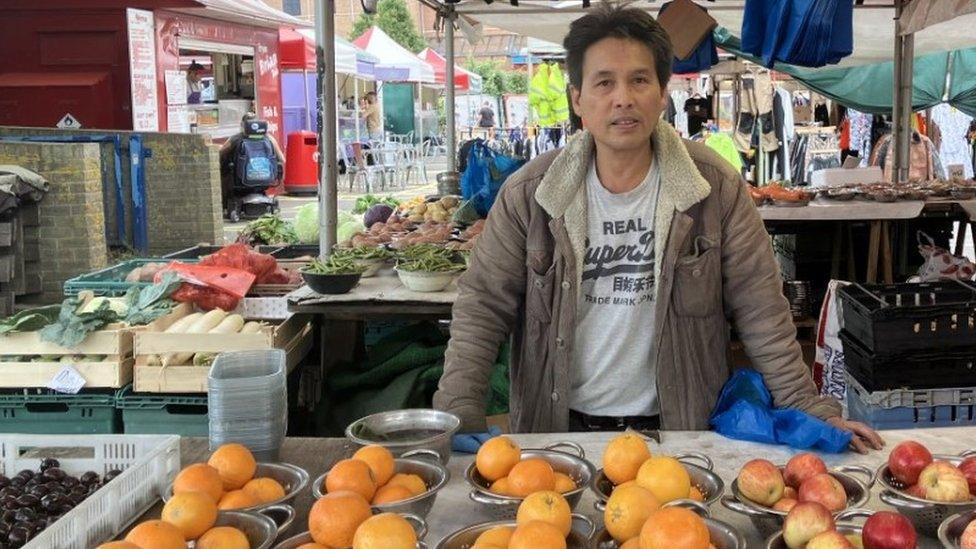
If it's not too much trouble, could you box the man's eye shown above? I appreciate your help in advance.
[597,80,611,87]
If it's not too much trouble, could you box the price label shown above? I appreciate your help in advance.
[48,365,87,394]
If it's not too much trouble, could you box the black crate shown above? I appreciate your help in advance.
[837,281,976,356]
[840,331,976,392]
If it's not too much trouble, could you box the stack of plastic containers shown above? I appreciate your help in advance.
[208,349,287,461]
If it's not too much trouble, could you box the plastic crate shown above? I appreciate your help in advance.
[116,384,208,436]
[62,258,198,297]
[271,244,319,259]
[840,331,976,392]
[846,374,976,430]
[163,244,283,259]
[0,433,180,549]
[837,280,976,356]
[0,390,119,434]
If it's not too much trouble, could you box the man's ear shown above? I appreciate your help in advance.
[570,86,582,115]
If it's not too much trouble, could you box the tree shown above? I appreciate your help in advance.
[463,59,528,96]
[349,0,427,53]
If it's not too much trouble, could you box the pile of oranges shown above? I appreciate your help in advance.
[600,433,712,547]
[97,443,265,549]
[468,490,575,549]
[305,490,419,549]
[321,445,428,505]
[475,436,577,496]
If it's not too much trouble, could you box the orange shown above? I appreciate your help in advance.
[639,507,710,549]
[604,483,660,542]
[243,477,286,504]
[295,544,330,549]
[326,459,377,501]
[474,526,514,546]
[161,491,218,540]
[509,520,567,549]
[476,436,522,481]
[352,512,417,549]
[603,432,652,485]
[124,519,187,549]
[636,456,691,504]
[386,473,427,496]
[689,486,705,502]
[489,477,512,496]
[614,480,638,492]
[353,445,396,486]
[218,489,260,510]
[96,543,141,549]
[621,539,641,549]
[196,526,250,549]
[172,463,224,504]
[507,459,556,497]
[516,490,572,536]
[308,490,373,548]
[554,473,577,493]
[373,484,415,504]
[208,443,257,490]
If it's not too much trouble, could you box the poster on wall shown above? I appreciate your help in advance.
[504,94,529,129]
[127,8,159,131]
[165,70,188,105]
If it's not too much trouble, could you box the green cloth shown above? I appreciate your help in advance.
[704,132,744,171]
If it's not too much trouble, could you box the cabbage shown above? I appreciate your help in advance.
[338,217,365,243]
[294,203,319,244]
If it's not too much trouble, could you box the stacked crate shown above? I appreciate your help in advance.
[837,280,976,429]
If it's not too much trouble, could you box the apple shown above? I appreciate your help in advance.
[799,473,848,512]
[783,502,836,549]
[807,531,856,549]
[905,484,926,499]
[961,519,976,549]
[738,459,785,506]
[959,456,976,495]
[784,486,799,500]
[785,452,829,489]
[773,498,798,512]
[888,441,933,486]
[846,534,865,549]
[918,461,971,502]
[861,511,917,549]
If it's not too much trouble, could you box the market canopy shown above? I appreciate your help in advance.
[353,27,435,83]
[900,0,976,35]
[418,48,483,93]
[174,0,309,28]
[282,29,378,79]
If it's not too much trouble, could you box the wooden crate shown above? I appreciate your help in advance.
[133,310,314,393]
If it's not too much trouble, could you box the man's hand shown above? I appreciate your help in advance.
[827,417,885,454]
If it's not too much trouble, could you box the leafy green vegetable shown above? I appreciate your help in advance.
[0,305,62,335]
[338,214,366,244]
[294,203,319,244]
[303,255,367,275]
[353,194,400,214]
[237,214,298,245]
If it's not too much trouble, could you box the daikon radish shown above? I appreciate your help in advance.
[162,309,228,366]
[191,315,249,366]
[240,321,265,334]
[146,312,203,366]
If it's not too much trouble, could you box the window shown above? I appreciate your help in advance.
[283,0,301,16]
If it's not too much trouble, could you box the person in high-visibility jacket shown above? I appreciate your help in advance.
[548,63,570,124]
[529,64,554,126]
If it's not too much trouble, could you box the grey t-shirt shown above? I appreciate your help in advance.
[569,157,660,416]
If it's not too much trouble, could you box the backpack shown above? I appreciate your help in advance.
[235,138,278,188]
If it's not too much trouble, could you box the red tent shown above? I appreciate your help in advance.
[279,28,315,70]
[418,48,483,93]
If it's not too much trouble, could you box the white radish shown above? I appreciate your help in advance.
[240,321,265,334]
[192,318,262,367]
[146,312,202,366]
[162,309,228,366]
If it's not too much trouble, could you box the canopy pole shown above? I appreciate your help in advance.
[892,0,914,184]
[354,79,361,143]
[526,53,534,126]
[445,7,457,172]
[316,0,338,256]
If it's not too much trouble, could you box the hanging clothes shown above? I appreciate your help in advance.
[685,95,711,137]
[741,0,854,68]
[705,132,744,171]
[661,1,719,75]
[847,109,873,166]
[529,64,554,127]
[548,64,570,124]
[932,103,975,179]
[814,102,830,126]
[671,90,690,136]
[873,132,942,182]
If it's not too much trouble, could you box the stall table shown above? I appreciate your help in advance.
[288,277,456,319]
[135,429,976,548]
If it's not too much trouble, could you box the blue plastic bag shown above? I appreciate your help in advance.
[741,0,853,68]
[460,139,526,217]
[710,370,852,453]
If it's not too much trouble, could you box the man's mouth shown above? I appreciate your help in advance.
[611,118,639,128]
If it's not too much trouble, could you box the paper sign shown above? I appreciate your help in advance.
[127,8,160,131]
[56,113,82,129]
[165,70,188,105]
[167,105,190,133]
[48,365,86,394]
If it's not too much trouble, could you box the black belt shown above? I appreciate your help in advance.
[569,409,660,432]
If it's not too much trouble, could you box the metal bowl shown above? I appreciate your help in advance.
[313,449,449,518]
[764,509,872,549]
[213,509,280,549]
[939,509,976,547]
[591,500,745,549]
[721,465,874,539]
[345,409,460,465]
[590,452,724,511]
[464,442,597,520]
[435,514,594,549]
[273,514,427,549]
[876,451,976,535]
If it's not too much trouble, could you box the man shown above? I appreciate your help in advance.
[434,3,884,453]
[360,91,382,140]
[219,113,284,207]
[478,101,496,129]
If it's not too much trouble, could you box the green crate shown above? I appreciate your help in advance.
[63,258,198,297]
[116,385,208,436]
[0,390,118,434]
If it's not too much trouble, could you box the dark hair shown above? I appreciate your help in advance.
[563,2,673,90]
[364,91,377,103]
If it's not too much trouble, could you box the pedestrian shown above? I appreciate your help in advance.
[477,101,496,128]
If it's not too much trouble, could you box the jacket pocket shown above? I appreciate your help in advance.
[672,237,721,317]
[526,262,556,324]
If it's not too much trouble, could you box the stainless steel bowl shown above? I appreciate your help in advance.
[592,499,744,548]
[434,514,594,549]
[464,442,597,520]
[213,509,280,549]
[721,464,874,539]
[346,409,461,465]
[764,509,872,549]
[273,514,428,549]
[313,449,449,518]
[876,451,976,536]
[590,452,724,511]
[939,509,976,547]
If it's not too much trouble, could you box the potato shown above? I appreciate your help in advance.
[408,214,424,223]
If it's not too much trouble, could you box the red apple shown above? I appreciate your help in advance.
[785,452,829,489]
[861,511,917,549]
[959,456,976,495]
[799,473,848,512]
[773,498,798,512]
[784,486,799,500]
[738,459,785,506]
[961,520,976,549]
[918,461,970,502]
[808,531,856,549]
[783,502,836,549]
[888,441,933,486]
[905,484,926,499]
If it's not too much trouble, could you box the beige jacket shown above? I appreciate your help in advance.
[433,122,841,433]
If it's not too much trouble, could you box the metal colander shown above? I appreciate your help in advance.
[938,509,976,547]
[590,452,724,512]
[876,451,976,536]
[592,500,745,549]
[721,465,874,539]
[273,514,428,549]
[434,515,594,549]
[764,509,874,549]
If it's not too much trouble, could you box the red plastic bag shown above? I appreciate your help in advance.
[170,284,240,311]
[199,243,280,284]
[155,261,257,311]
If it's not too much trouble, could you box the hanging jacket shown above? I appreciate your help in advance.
[547,64,570,124]
[529,64,554,126]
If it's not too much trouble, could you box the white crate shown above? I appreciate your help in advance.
[0,434,181,549]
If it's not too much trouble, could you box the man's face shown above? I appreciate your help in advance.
[570,37,668,155]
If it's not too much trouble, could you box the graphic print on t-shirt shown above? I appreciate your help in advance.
[581,218,655,307]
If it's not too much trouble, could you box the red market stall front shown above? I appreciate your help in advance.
[0,0,306,147]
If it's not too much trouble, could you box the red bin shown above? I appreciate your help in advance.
[284,130,318,194]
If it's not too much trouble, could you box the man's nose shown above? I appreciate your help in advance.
[612,83,634,108]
